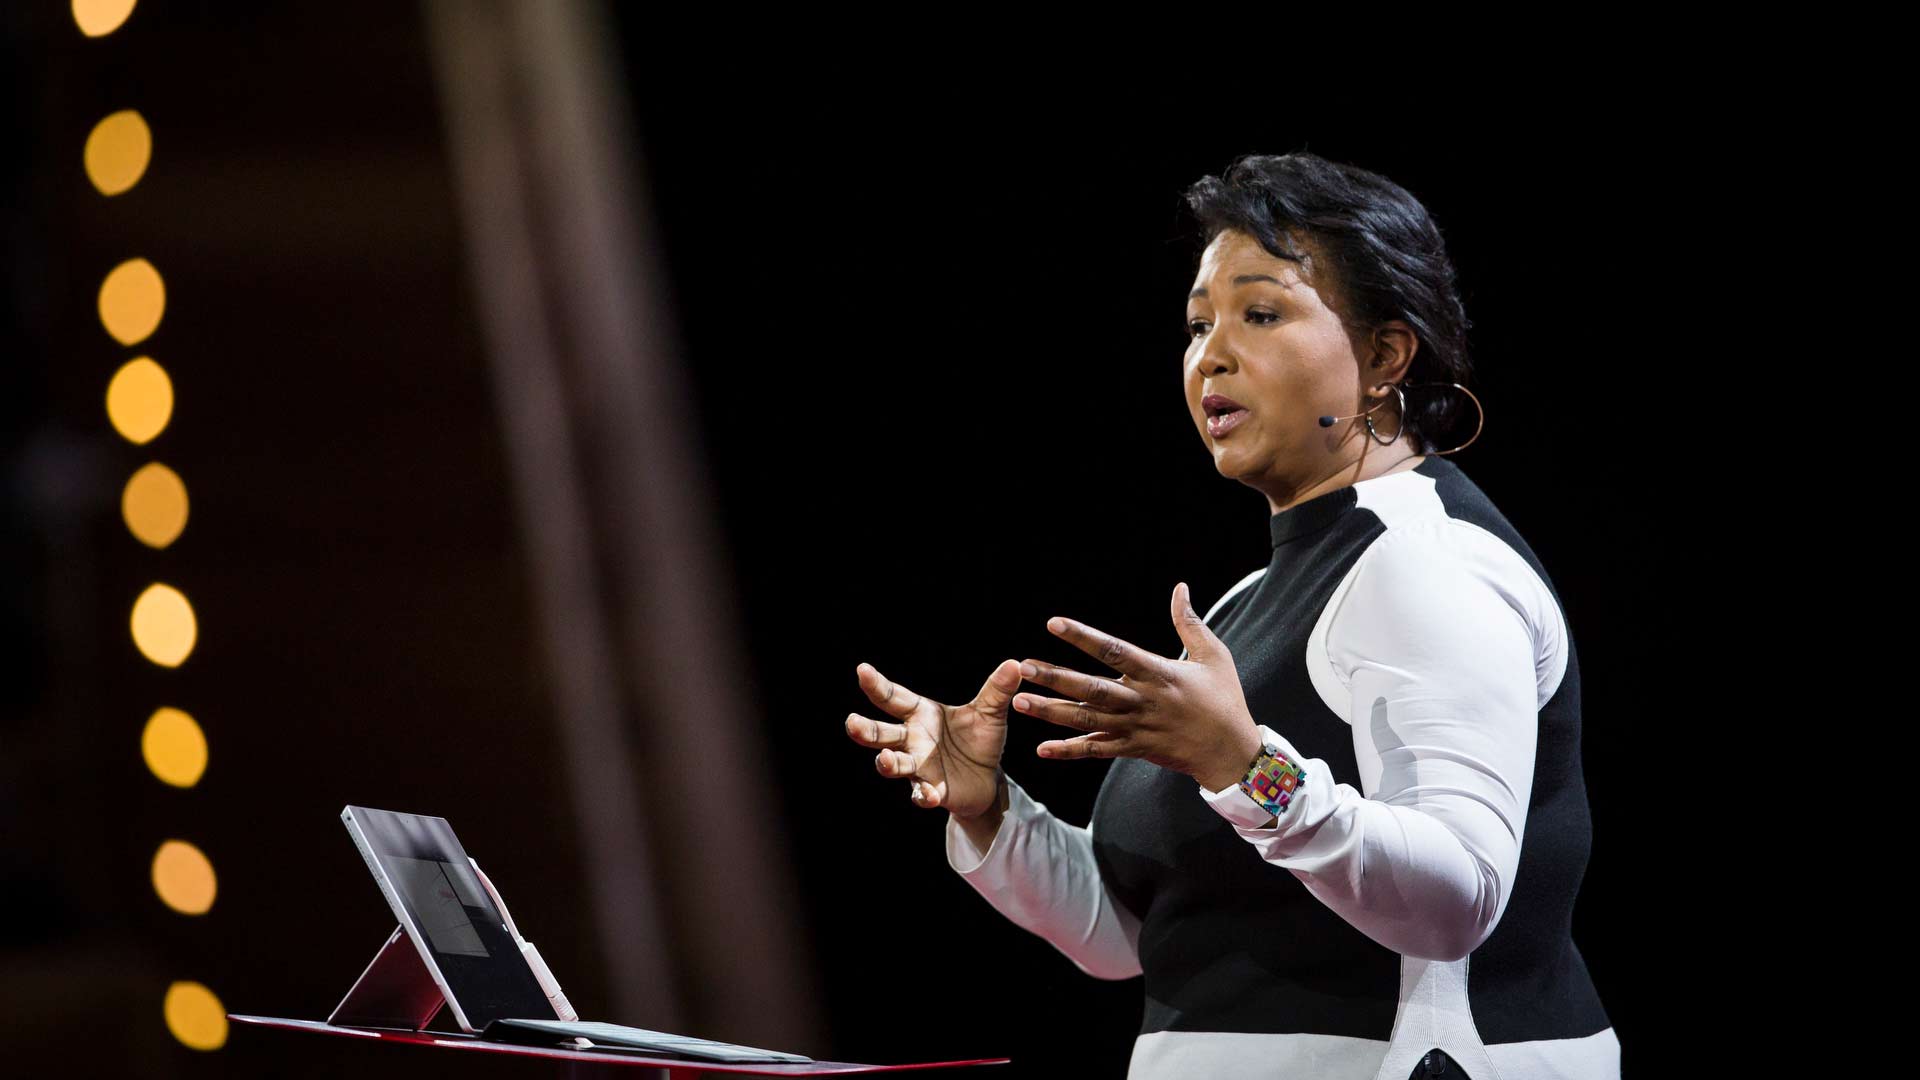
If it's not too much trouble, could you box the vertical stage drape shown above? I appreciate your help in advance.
[422,0,822,1049]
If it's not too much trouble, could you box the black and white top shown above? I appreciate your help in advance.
[946,455,1619,1079]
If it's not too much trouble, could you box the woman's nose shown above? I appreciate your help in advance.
[1197,335,1234,375]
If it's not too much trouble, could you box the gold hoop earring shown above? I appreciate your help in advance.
[1363,385,1407,446]
[1403,382,1486,455]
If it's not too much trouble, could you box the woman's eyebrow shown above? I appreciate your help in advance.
[1188,273,1289,300]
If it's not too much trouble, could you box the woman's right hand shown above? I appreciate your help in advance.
[844,658,1022,819]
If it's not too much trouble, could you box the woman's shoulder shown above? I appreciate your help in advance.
[1320,511,1574,699]
[1359,456,1562,597]
[1358,514,1550,610]
[1336,512,1572,701]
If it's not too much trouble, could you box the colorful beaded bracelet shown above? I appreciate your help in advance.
[1238,738,1307,818]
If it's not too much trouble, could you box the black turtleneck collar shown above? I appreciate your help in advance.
[1269,485,1359,548]
[1268,456,1448,549]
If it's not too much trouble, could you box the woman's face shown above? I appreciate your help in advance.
[1182,228,1397,504]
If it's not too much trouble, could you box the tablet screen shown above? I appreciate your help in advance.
[342,806,559,1029]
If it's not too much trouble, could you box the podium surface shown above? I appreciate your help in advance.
[230,1015,1010,1079]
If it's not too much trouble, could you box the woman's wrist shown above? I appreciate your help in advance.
[952,768,1008,821]
[951,771,1009,855]
[1197,724,1267,793]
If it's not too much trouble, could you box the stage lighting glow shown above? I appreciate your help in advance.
[98,257,165,346]
[163,980,227,1051]
[152,839,216,915]
[142,707,208,788]
[84,110,151,195]
[131,583,196,667]
[72,0,137,37]
[122,462,188,549]
[106,357,174,444]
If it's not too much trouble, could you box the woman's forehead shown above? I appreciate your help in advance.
[1191,230,1319,295]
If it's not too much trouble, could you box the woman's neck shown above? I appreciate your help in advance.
[1264,446,1426,516]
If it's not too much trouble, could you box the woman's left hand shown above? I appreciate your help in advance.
[1015,582,1266,792]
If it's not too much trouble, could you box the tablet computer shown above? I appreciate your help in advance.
[339,805,560,1033]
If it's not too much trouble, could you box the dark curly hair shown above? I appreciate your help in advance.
[1181,152,1474,455]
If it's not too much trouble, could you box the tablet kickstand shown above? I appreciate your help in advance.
[327,925,447,1032]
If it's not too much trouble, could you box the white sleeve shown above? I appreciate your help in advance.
[1194,518,1555,963]
[945,774,1143,980]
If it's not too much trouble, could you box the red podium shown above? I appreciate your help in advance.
[227,1015,1011,1078]
[231,924,1007,1077]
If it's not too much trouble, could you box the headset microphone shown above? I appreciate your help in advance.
[1320,388,1403,428]
[1318,405,1381,428]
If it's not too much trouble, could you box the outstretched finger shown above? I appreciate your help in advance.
[1013,691,1125,736]
[844,713,909,750]
[1036,731,1130,761]
[856,662,930,721]
[1044,617,1164,680]
[971,658,1025,719]
[1018,659,1145,711]
[874,748,918,779]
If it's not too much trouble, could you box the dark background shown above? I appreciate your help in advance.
[3,3,1772,1077]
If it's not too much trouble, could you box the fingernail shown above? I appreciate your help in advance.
[1047,618,1066,633]
[1019,662,1037,679]
[1038,745,1052,757]
[1013,696,1028,711]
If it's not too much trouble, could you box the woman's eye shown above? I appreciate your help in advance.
[1188,310,1276,338]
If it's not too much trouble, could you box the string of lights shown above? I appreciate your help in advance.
[74,0,226,1055]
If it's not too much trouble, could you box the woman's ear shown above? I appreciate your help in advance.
[1369,321,1420,382]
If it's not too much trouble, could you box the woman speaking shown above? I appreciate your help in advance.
[842,152,1618,1080]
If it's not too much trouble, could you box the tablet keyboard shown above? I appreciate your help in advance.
[489,1017,814,1063]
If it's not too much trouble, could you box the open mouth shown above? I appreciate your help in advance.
[1203,394,1249,437]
